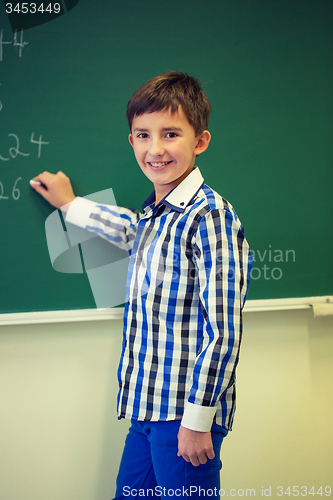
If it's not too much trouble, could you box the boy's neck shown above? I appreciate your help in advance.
[153,166,195,206]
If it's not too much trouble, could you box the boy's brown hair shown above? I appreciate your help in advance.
[126,72,211,136]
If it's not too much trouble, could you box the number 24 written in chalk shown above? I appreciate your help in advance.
[0,132,49,161]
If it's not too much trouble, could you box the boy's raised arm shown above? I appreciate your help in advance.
[30,171,76,211]
[31,170,139,254]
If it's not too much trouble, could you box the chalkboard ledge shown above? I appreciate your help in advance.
[0,296,332,326]
[0,307,124,326]
[244,296,333,314]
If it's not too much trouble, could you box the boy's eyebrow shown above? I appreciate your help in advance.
[133,127,183,132]
[162,127,183,132]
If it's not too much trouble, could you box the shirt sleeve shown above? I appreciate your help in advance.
[65,196,140,254]
[181,207,251,432]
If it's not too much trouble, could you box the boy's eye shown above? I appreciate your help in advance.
[137,133,148,139]
[166,132,178,138]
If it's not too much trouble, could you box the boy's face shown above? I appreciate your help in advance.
[129,106,210,204]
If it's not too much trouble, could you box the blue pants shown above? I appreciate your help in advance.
[114,420,228,499]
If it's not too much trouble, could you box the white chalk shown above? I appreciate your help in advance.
[312,303,333,317]
[30,180,41,186]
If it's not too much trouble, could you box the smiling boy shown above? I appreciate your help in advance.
[129,105,210,206]
[32,72,252,499]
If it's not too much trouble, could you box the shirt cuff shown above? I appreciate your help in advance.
[181,402,217,432]
[65,196,98,228]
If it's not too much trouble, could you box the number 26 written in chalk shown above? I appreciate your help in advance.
[0,177,22,201]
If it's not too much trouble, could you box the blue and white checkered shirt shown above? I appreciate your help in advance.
[66,168,252,432]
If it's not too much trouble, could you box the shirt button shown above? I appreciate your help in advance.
[119,383,122,388]
[124,341,127,347]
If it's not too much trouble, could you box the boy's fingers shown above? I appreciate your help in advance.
[31,171,53,188]
[30,172,53,198]
[30,171,76,209]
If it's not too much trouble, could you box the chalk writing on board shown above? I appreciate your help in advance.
[0,133,50,161]
[0,29,29,112]
[0,29,28,61]
[0,177,21,200]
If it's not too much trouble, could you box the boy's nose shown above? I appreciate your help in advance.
[149,139,165,157]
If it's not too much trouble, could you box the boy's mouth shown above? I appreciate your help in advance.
[148,161,172,170]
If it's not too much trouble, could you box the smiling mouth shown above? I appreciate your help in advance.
[148,161,172,168]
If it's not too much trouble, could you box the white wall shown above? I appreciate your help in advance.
[0,309,332,500]
[221,309,333,498]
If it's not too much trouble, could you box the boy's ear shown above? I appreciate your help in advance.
[194,130,211,156]
[128,134,134,147]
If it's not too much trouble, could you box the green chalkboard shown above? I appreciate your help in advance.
[1,0,332,313]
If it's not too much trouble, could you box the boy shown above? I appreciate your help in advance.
[31,72,252,498]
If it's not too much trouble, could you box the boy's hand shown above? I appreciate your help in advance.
[177,425,215,467]
[30,171,76,211]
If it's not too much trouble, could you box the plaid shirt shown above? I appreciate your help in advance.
[66,168,252,432]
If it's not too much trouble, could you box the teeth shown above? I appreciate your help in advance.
[150,162,169,167]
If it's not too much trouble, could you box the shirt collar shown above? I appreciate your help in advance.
[141,167,204,213]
